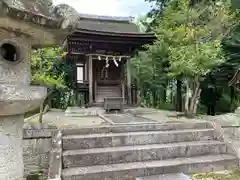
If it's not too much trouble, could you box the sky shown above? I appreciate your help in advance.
[53,0,153,17]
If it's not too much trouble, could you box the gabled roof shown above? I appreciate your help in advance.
[76,13,141,34]
[78,13,133,22]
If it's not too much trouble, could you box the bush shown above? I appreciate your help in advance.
[215,94,238,114]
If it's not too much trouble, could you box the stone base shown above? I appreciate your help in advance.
[136,173,191,180]
[0,115,24,180]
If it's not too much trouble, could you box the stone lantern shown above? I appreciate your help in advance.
[0,1,78,179]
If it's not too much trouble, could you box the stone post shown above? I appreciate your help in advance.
[0,32,47,180]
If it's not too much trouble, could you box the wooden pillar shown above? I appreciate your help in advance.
[120,61,125,102]
[88,55,93,105]
[121,81,125,100]
[94,80,97,103]
[127,58,132,104]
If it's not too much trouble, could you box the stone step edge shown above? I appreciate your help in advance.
[62,154,237,177]
[62,122,211,135]
[62,128,215,140]
[62,140,225,156]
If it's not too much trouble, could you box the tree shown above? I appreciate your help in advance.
[31,47,67,122]
[144,0,238,117]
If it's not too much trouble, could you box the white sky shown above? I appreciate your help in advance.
[53,0,152,17]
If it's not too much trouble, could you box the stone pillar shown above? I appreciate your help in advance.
[0,115,24,180]
[127,58,132,104]
[0,32,46,180]
[88,55,93,105]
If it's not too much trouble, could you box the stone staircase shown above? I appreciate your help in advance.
[61,122,239,180]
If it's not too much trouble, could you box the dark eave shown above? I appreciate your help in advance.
[73,28,155,38]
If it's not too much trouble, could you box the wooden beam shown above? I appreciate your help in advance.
[88,55,93,105]
[127,59,132,104]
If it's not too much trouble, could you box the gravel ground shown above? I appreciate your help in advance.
[25,110,105,128]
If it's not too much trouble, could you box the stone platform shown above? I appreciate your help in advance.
[136,173,191,180]
[65,107,104,117]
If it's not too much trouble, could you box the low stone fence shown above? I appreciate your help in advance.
[23,123,57,178]
[222,125,240,140]
[221,125,240,158]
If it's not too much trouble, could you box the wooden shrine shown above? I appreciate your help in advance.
[66,14,155,106]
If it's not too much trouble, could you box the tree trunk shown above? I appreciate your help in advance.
[184,80,191,113]
[39,89,54,123]
[193,88,202,114]
[187,81,201,118]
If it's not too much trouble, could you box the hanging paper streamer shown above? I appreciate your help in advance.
[113,56,119,67]
[105,56,109,68]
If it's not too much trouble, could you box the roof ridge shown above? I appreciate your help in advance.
[78,13,134,22]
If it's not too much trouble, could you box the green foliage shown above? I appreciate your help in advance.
[155,0,236,80]
[31,47,67,88]
[30,47,75,110]
[132,0,239,115]
[215,94,234,113]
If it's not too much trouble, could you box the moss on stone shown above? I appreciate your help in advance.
[193,169,240,180]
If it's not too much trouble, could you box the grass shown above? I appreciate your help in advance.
[193,169,240,180]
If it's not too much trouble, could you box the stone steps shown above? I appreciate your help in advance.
[62,128,215,150]
[136,173,192,180]
[62,122,211,136]
[61,122,239,180]
[63,141,227,168]
[62,154,238,180]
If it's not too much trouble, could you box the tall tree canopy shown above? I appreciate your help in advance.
[132,0,239,116]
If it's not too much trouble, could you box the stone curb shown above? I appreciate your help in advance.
[48,130,62,180]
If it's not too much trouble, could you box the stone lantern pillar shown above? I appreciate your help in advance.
[0,1,79,179]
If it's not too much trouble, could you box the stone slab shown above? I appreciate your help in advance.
[136,173,191,180]
[62,122,211,136]
[103,113,156,124]
[62,129,215,150]
[65,107,104,117]
[63,141,227,168]
[61,154,238,180]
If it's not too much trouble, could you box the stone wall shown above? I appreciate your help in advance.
[23,123,57,177]
[221,126,240,160]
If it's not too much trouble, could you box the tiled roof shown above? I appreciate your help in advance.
[78,13,133,22]
[1,1,145,34]
[76,13,141,34]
